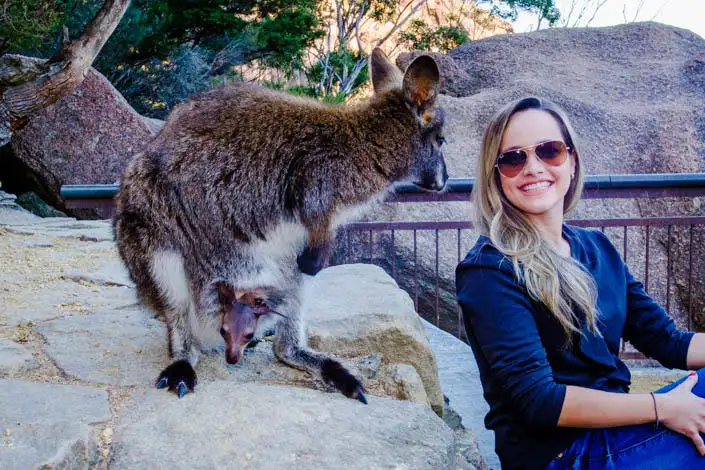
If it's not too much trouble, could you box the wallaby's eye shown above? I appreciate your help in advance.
[220,327,227,337]
[244,333,255,341]
[436,136,446,146]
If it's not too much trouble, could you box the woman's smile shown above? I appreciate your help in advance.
[519,179,554,195]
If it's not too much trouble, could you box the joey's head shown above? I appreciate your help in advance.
[216,285,271,365]
[369,48,448,192]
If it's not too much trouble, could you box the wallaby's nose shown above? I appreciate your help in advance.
[421,174,447,191]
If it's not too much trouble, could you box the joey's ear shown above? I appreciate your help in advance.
[402,55,440,115]
[215,282,235,305]
[369,47,403,94]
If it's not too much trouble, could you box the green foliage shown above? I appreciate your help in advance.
[369,0,399,23]
[114,45,214,119]
[285,83,347,104]
[0,0,71,55]
[3,0,325,116]
[255,4,325,69]
[483,0,560,26]
[398,19,470,53]
[1,0,561,112]
[305,46,369,100]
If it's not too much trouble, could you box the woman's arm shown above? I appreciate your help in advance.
[558,386,655,428]
[688,333,705,369]
[558,374,705,456]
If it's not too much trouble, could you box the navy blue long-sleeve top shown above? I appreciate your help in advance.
[455,224,694,470]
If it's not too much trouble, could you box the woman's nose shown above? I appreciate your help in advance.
[522,152,545,175]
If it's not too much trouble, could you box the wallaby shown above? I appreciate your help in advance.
[114,47,447,402]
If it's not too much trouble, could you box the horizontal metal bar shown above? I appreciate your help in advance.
[580,187,705,199]
[568,216,705,227]
[390,173,705,195]
[345,217,705,231]
[61,185,120,199]
[61,173,705,200]
[346,221,475,231]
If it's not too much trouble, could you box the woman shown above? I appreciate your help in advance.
[455,96,705,470]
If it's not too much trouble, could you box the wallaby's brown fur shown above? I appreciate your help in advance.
[114,48,447,401]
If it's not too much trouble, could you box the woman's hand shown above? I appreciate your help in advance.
[657,372,705,456]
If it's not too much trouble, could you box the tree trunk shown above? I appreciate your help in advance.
[0,0,131,147]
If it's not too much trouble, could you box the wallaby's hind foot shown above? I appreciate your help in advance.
[321,359,367,404]
[156,359,197,398]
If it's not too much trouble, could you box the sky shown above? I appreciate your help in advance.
[511,0,705,39]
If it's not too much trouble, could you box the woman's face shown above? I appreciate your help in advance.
[497,109,575,222]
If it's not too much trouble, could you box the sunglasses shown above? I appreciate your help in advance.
[495,140,571,178]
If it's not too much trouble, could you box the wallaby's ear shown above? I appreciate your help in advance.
[369,47,403,94]
[402,55,440,115]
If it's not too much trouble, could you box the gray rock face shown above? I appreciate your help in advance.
[63,260,135,288]
[401,22,705,178]
[0,189,19,207]
[0,206,41,226]
[376,363,429,404]
[0,379,110,469]
[110,382,455,470]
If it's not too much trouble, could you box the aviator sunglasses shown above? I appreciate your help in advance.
[495,140,571,178]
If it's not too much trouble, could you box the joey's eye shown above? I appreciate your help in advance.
[244,333,254,341]
[436,136,446,146]
[220,327,227,337]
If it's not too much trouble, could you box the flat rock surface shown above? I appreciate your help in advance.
[6,219,114,241]
[37,308,168,386]
[110,382,454,470]
[0,379,110,469]
[0,339,37,374]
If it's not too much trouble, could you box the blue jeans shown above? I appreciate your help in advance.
[545,368,705,470]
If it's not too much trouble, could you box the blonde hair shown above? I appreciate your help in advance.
[473,97,599,341]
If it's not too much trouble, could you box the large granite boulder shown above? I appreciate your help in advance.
[3,68,160,215]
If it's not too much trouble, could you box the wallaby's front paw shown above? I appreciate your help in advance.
[321,359,367,404]
[156,359,197,398]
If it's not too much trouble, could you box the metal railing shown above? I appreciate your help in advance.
[61,174,705,359]
[335,217,705,360]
